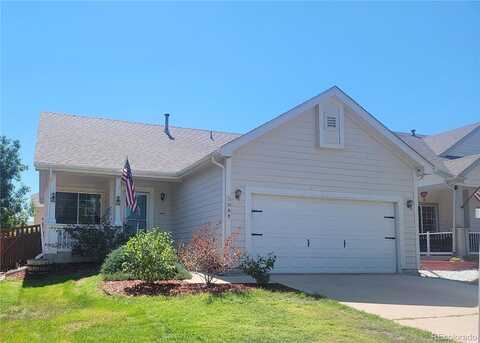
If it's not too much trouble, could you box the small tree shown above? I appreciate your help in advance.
[0,136,30,228]
[178,224,242,286]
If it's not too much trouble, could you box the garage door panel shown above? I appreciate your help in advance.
[250,194,396,273]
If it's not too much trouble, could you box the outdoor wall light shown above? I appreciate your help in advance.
[406,200,413,209]
[160,192,167,201]
[50,192,56,203]
[115,195,121,206]
[235,189,242,200]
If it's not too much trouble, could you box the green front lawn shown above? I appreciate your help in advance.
[0,271,442,343]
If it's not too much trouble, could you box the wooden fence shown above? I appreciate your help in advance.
[0,225,42,272]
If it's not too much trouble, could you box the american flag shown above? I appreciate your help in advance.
[474,188,480,202]
[122,159,137,213]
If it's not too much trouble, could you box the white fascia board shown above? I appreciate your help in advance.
[35,162,182,181]
[218,86,434,173]
[331,88,434,172]
[219,87,338,157]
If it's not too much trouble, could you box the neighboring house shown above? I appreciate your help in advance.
[397,124,480,257]
[34,86,435,273]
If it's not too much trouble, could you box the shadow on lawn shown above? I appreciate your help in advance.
[21,264,99,288]
[204,283,325,303]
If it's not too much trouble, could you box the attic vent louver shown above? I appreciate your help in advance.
[326,116,337,129]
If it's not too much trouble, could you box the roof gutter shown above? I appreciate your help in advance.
[35,162,182,181]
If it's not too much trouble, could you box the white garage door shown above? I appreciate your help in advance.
[250,194,397,273]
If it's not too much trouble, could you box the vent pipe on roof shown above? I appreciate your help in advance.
[164,113,174,140]
[411,129,416,137]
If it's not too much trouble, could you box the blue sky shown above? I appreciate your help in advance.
[1,1,479,195]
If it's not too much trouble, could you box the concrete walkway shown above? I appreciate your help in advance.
[271,274,478,343]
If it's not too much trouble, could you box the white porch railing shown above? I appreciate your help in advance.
[44,224,74,253]
[419,232,453,256]
[43,223,124,255]
[468,232,480,255]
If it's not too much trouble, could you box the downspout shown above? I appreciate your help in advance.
[211,156,226,244]
[413,170,421,270]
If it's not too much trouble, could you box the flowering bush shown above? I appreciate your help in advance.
[178,224,242,286]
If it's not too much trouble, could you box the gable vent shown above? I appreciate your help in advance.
[317,100,344,149]
[326,116,337,129]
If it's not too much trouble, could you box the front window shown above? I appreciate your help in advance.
[56,192,101,224]
[418,204,438,233]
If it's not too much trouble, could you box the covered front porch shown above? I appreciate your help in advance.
[38,170,177,262]
[418,182,480,257]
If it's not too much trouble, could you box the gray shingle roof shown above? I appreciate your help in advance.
[34,112,241,176]
[442,154,480,177]
[395,132,451,175]
[396,130,480,178]
[423,122,480,155]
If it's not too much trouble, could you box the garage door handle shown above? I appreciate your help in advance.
[384,236,396,240]
[251,233,263,236]
[251,209,263,213]
[384,216,395,219]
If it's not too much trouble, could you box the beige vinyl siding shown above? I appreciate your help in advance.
[465,165,480,186]
[446,128,480,157]
[134,180,174,231]
[230,104,418,270]
[172,163,223,243]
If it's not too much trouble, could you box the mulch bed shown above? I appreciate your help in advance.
[103,280,297,297]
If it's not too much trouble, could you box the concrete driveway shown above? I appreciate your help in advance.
[272,274,478,342]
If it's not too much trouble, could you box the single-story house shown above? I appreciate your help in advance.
[34,86,437,273]
[397,124,480,257]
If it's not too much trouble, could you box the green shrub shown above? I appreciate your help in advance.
[123,229,177,282]
[102,272,134,281]
[240,253,276,285]
[174,262,192,280]
[101,246,129,275]
[64,224,130,262]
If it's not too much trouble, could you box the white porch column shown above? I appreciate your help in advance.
[455,186,465,228]
[47,170,56,224]
[114,176,122,226]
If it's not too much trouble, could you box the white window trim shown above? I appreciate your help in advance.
[55,189,104,225]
